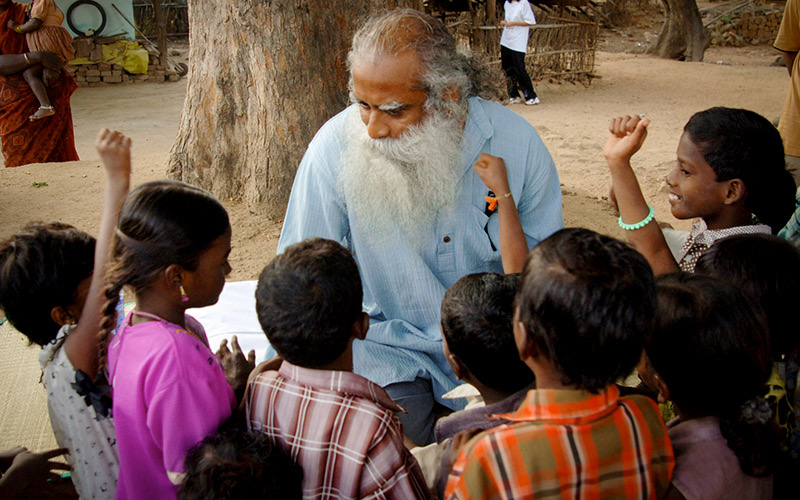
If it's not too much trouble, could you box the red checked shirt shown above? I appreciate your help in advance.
[247,362,430,500]
[445,385,674,500]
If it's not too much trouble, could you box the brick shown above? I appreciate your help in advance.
[167,74,180,82]
[97,63,111,71]
[86,76,101,82]
[64,65,77,73]
[100,71,113,77]
[103,75,122,83]
[76,80,89,87]
[86,69,101,76]
[112,64,124,71]
[111,70,122,77]
[122,74,130,82]
[133,74,149,81]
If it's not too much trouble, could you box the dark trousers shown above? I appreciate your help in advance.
[500,45,537,100]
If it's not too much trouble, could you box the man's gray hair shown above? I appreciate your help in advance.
[348,8,489,115]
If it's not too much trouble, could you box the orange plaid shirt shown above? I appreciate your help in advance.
[445,385,674,500]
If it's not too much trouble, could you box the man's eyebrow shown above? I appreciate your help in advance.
[377,102,407,112]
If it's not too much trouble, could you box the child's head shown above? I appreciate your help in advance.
[643,273,777,476]
[668,107,796,233]
[441,272,533,395]
[98,181,231,365]
[178,429,303,500]
[255,238,365,369]
[696,234,800,359]
[515,228,656,393]
[0,222,95,346]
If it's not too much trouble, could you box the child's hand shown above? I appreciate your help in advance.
[95,129,132,183]
[7,20,18,30]
[603,115,650,165]
[217,336,256,397]
[473,153,511,195]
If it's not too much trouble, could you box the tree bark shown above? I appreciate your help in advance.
[169,0,417,219]
[648,0,709,62]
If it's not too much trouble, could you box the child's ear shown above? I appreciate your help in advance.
[514,320,537,361]
[723,179,746,205]
[653,373,670,404]
[50,305,75,326]
[446,352,469,381]
[351,312,369,341]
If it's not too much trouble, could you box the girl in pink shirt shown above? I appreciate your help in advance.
[97,180,236,500]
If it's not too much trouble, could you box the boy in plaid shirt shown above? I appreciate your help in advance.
[445,228,674,499]
[247,238,429,500]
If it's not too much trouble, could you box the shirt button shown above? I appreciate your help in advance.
[443,236,451,243]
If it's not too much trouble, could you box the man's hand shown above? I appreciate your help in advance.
[216,336,256,397]
[96,129,132,184]
[603,115,650,166]
[473,153,511,196]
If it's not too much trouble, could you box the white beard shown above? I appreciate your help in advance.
[339,106,464,249]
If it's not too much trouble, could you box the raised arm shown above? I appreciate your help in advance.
[474,153,528,273]
[63,130,131,378]
[603,116,679,275]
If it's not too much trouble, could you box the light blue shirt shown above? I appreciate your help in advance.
[278,97,563,407]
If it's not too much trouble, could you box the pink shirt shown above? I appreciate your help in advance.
[108,313,235,500]
[247,362,430,499]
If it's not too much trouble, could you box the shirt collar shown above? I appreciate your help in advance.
[278,361,404,412]
[689,219,771,248]
[500,384,621,425]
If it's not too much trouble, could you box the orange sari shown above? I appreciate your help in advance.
[0,1,78,167]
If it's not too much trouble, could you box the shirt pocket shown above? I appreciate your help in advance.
[465,206,500,268]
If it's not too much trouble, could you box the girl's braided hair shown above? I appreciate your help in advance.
[97,180,229,376]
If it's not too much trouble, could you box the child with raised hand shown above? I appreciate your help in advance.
[7,0,75,120]
[473,153,528,273]
[604,108,796,274]
[640,273,780,499]
[446,228,674,500]
[98,179,236,500]
[247,237,429,499]
[0,128,130,500]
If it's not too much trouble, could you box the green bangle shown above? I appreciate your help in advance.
[618,205,655,231]
[15,26,21,34]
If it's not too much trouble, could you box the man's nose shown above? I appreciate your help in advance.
[366,111,391,139]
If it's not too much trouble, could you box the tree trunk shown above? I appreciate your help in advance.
[648,0,709,62]
[169,0,417,219]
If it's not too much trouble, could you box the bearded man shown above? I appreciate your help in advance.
[277,8,563,445]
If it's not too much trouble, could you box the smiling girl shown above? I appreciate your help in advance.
[603,108,796,274]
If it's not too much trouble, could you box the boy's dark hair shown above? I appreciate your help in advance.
[516,228,655,393]
[441,272,533,394]
[98,180,230,373]
[178,429,303,500]
[256,238,363,368]
[684,107,796,234]
[648,273,778,477]
[0,222,95,346]
[696,233,800,359]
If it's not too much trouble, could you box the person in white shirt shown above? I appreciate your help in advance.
[500,0,539,105]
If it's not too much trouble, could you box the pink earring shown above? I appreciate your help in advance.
[179,285,189,303]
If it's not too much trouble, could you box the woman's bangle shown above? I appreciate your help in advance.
[618,205,655,231]
[23,52,30,64]
[15,26,22,34]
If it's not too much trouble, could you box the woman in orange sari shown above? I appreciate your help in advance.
[0,0,78,167]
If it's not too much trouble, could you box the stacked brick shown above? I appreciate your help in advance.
[708,6,784,47]
[68,36,183,86]
[67,61,182,87]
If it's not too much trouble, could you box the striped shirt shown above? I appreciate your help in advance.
[445,385,674,500]
[247,362,430,500]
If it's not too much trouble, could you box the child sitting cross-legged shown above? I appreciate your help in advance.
[246,237,430,500]
[414,272,535,498]
[445,228,674,500]
[639,273,780,499]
